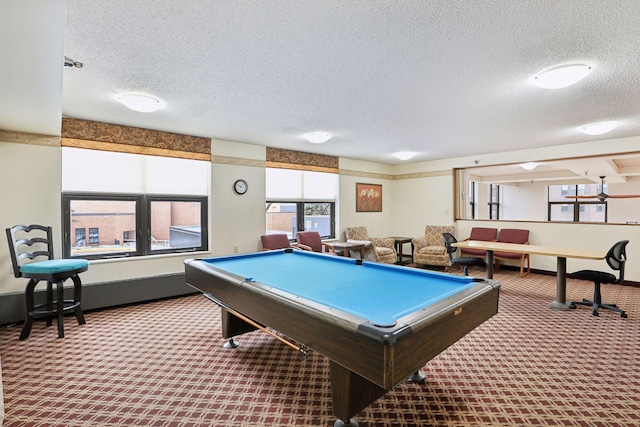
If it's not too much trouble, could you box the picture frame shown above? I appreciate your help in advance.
[356,182,382,212]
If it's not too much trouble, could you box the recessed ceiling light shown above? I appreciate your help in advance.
[118,94,163,113]
[393,152,416,161]
[531,64,592,89]
[303,131,332,144]
[580,121,619,136]
[520,162,538,171]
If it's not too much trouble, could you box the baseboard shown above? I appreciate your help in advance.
[0,273,197,326]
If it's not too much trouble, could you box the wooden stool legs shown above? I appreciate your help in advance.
[20,277,85,341]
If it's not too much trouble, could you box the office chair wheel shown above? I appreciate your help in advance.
[621,312,628,318]
[569,303,576,309]
[591,310,599,317]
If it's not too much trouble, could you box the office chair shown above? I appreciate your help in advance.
[6,225,89,339]
[443,232,485,276]
[569,240,629,318]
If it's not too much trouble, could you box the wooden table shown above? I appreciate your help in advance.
[452,240,607,310]
[330,241,365,259]
[389,236,413,265]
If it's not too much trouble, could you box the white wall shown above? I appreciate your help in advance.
[500,182,548,221]
[337,158,395,239]
[1,142,63,294]
[390,175,455,238]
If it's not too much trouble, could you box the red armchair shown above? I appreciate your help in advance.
[296,231,337,255]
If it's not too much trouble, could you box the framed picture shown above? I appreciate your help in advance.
[356,182,382,212]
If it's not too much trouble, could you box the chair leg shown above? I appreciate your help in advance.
[20,279,38,341]
[72,275,86,325]
[570,282,627,318]
[56,280,65,338]
[46,281,53,326]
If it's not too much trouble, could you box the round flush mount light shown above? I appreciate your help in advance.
[393,151,416,161]
[520,162,538,171]
[303,131,332,144]
[580,121,619,136]
[531,64,592,89]
[118,93,163,113]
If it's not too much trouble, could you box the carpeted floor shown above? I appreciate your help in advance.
[1,266,639,426]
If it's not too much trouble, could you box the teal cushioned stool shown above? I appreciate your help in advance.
[6,225,89,340]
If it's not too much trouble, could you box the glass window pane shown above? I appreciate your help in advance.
[549,204,574,221]
[265,202,297,239]
[549,185,576,202]
[150,200,203,250]
[578,203,606,222]
[303,203,332,237]
[70,199,137,257]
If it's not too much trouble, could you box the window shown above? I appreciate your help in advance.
[63,194,208,259]
[488,184,500,220]
[75,228,86,247]
[469,181,476,220]
[548,184,607,222]
[62,148,210,259]
[266,201,335,239]
[265,168,338,239]
[88,227,99,245]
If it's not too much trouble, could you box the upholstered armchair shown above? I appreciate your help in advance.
[344,226,396,264]
[412,225,455,269]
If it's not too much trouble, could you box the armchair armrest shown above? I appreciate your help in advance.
[323,242,337,253]
[411,236,430,250]
[371,237,394,249]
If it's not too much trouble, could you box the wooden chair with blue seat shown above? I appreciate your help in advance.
[6,224,90,340]
[569,240,629,318]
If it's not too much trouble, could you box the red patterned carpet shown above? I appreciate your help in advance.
[1,267,639,426]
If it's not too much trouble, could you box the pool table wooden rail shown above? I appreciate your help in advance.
[185,258,500,425]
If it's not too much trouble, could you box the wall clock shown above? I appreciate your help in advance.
[233,179,248,195]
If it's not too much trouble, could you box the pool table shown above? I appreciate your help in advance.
[185,249,500,426]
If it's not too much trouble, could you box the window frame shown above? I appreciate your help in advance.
[62,193,208,259]
[488,184,500,220]
[547,184,608,222]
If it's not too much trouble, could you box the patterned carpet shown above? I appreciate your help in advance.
[1,266,639,427]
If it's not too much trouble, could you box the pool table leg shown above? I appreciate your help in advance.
[220,307,259,347]
[407,370,426,383]
[330,360,386,427]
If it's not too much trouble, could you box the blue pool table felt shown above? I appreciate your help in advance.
[203,250,475,327]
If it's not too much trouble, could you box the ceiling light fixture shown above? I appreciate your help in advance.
[520,162,538,171]
[531,64,592,89]
[303,131,332,144]
[118,94,163,113]
[393,151,416,161]
[580,121,619,136]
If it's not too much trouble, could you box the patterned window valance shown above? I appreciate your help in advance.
[61,117,210,160]
[266,147,338,173]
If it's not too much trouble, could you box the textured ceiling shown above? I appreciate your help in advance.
[2,0,640,165]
